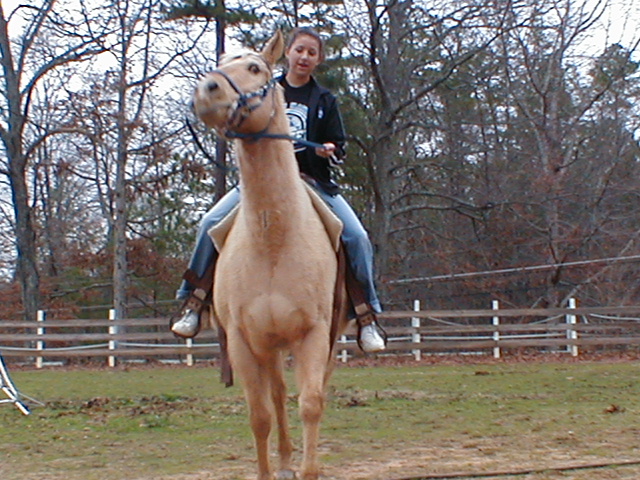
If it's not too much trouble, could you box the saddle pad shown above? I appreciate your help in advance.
[209,204,239,253]
[208,182,344,253]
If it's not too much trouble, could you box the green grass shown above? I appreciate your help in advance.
[2,360,640,479]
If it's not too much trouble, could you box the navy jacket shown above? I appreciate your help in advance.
[278,74,346,195]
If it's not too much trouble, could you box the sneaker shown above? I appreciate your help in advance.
[171,309,200,338]
[359,323,386,353]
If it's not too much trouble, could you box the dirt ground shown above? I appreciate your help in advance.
[9,351,640,480]
[148,445,640,480]
[146,352,640,480]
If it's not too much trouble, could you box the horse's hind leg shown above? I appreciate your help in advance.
[269,354,295,478]
[228,334,274,480]
[293,326,331,480]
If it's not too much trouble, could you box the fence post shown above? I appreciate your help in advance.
[566,297,578,357]
[412,300,421,361]
[492,300,500,359]
[186,338,194,366]
[339,335,348,363]
[36,310,46,369]
[108,309,117,367]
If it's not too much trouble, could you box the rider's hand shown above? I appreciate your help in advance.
[315,142,336,158]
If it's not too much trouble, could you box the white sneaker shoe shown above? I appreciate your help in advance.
[171,309,200,338]
[359,323,386,353]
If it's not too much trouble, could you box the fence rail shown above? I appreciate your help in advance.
[2,302,640,366]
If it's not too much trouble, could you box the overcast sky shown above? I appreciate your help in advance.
[2,0,638,61]
[585,0,640,59]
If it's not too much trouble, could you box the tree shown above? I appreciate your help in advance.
[387,0,640,309]
[2,0,640,318]
[92,0,209,319]
[335,0,510,306]
[0,0,107,319]
[493,0,640,306]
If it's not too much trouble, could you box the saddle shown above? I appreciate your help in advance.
[208,181,343,253]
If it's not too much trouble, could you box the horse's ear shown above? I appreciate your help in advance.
[261,30,284,67]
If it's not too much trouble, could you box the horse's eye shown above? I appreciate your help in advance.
[248,63,261,74]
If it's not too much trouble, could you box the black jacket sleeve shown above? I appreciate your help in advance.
[278,74,347,195]
[317,93,347,160]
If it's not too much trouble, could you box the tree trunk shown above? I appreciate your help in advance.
[113,14,130,320]
[213,9,227,201]
[365,0,409,296]
[0,9,40,320]
[9,159,41,320]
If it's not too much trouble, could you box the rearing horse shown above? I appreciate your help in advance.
[193,31,349,480]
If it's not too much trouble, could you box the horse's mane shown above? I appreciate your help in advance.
[219,50,269,69]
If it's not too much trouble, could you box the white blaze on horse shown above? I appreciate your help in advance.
[192,31,350,480]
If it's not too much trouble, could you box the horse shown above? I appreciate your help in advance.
[192,31,350,480]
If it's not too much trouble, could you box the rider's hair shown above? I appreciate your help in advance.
[286,27,326,63]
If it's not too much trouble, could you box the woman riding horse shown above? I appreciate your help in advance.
[174,27,386,353]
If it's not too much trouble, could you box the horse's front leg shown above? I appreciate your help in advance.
[294,325,331,480]
[228,332,274,480]
[269,354,295,479]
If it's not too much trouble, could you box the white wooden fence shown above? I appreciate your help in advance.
[2,301,640,367]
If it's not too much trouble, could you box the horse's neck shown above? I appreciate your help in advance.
[236,125,308,249]
[238,141,302,205]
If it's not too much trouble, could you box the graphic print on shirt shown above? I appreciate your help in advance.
[285,101,309,153]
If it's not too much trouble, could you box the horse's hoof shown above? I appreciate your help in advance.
[300,472,319,480]
[275,469,297,480]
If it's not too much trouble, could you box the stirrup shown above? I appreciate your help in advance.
[354,304,388,351]
[169,289,210,337]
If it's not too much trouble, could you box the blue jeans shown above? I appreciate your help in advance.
[177,186,382,312]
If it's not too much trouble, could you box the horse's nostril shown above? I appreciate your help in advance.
[207,81,219,92]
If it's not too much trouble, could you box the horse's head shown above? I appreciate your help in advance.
[193,31,285,138]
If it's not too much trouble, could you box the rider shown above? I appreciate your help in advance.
[172,27,386,353]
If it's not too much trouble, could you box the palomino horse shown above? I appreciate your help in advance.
[192,31,349,480]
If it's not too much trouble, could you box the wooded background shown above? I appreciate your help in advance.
[1,0,639,321]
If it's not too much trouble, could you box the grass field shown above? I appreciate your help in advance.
[2,357,640,479]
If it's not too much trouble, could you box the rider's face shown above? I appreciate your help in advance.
[285,34,322,80]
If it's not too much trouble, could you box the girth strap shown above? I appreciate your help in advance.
[330,244,348,353]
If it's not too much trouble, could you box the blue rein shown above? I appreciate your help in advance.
[190,64,343,169]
